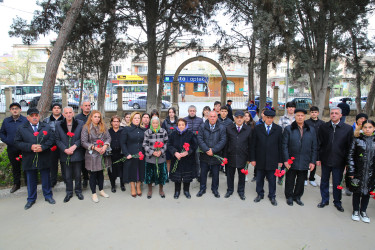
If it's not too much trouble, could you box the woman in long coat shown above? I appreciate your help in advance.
[348,120,375,223]
[81,110,111,203]
[143,117,168,199]
[108,115,124,193]
[161,107,178,172]
[121,111,146,197]
[168,118,197,199]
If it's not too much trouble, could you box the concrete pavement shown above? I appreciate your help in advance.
[0,171,374,250]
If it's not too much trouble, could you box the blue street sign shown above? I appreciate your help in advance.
[164,75,208,83]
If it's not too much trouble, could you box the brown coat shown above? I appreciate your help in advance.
[81,124,111,172]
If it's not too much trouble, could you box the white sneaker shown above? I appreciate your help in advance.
[245,176,248,182]
[99,190,109,198]
[352,211,360,221]
[360,211,370,223]
[309,181,317,187]
[92,193,99,203]
[304,180,308,186]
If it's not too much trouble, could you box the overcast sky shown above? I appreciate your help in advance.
[1,0,375,56]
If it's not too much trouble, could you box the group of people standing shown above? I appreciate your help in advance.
[1,99,374,224]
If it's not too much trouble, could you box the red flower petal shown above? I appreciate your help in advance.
[170,127,174,129]
[19,155,22,158]
[33,132,39,136]
[43,131,48,135]
[287,159,293,164]
[337,185,343,190]
[51,145,57,152]
[291,157,295,160]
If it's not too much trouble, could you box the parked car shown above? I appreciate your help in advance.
[245,96,285,109]
[128,96,171,110]
[28,95,80,111]
[329,96,366,110]
[290,97,313,110]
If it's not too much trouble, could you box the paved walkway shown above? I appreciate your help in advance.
[0,172,373,249]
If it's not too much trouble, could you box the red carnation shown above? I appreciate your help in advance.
[183,143,190,152]
[67,132,75,137]
[287,159,294,165]
[139,151,144,160]
[16,157,20,161]
[337,185,344,190]
[33,132,39,136]
[291,157,295,160]
[96,140,104,148]
[51,145,57,152]
[43,131,48,136]
[370,191,375,196]
[170,127,174,130]
[274,169,281,177]
[19,154,22,159]
[196,131,198,135]
[280,170,285,177]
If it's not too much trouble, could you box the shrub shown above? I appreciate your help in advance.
[0,148,13,186]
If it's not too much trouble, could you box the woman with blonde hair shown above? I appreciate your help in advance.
[81,110,111,203]
[121,111,146,197]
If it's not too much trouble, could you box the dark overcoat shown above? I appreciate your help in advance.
[224,123,252,169]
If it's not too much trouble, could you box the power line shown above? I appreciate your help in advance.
[0,4,34,15]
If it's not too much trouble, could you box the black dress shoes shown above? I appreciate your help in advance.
[45,197,56,204]
[111,187,116,193]
[287,197,293,206]
[254,195,264,203]
[294,198,304,206]
[196,189,206,197]
[10,184,20,193]
[121,186,126,192]
[63,194,73,203]
[239,193,246,200]
[76,193,84,200]
[174,191,180,199]
[334,204,344,212]
[24,201,35,210]
[317,202,329,208]
[212,190,220,198]
[224,192,233,198]
[269,197,277,206]
[184,191,191,199]
[82,179,88,188]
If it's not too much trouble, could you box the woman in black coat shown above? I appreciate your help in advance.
[121,111,146,197]
[168,118,197,199]
[161,107,178,172]
[348,120,375,223]
[108,115,124,193]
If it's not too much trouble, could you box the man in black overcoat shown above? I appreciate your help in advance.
[250,110,283,206]
[224,110,252,200]
[14,108,55,210]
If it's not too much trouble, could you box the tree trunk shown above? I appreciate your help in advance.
[259,39,269,110]
[365,76,375,115]
[350,30,362,114]
[248,34,256,103]
[79,35,87,107]
[37,0,85,118]
[145,1,158,114]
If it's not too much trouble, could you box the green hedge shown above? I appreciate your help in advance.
[0,148,13,186]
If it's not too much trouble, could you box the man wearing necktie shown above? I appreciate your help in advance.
[14,108,56,210]
[224,110,252,200]
[250,109,283,206]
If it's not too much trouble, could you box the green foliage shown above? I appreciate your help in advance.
[0,148,13,187]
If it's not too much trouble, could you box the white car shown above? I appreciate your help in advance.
[329,96,366,110]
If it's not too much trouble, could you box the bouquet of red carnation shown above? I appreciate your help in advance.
[16,154,22,161]
[276,156,294,184]
[96,139,106,169]
[114,151,144,164]
[198,148,228,166]
[32,130,48,168]
[154,141,164,177]
[171,143,190,173]
[370,190,375,199]
[240,164,249,175]
[65,132,75,166]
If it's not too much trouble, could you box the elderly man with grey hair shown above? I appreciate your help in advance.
[317,107,353,212]
[185,105,203,181]
[55,106,85,202]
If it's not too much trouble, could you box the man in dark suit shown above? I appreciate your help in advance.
[317,107,353,212]
[197,111,227,198]
[226,100,234,121]
[14,108,55,210]
[250,110,283,206]
[55,106,85,202]
[224,110,252,200]
[0,102,27,193]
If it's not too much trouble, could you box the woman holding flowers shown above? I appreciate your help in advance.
[162,107,178,172]
[81,110,111,203]
[121,112,146,197]
[143,117,168,199]
[347,120,375,223]
[168,118,197,199]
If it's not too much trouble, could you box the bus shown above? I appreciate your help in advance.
[111,84,148,103]
[0,84,62,106]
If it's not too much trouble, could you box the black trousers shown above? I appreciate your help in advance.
[200,161,219,192]
[226,167,245,194]
[81,160,89,181]
[256,169,276,199]
[50,150,64,185]
[89,170,104,194]
[195,149,200,178]
[175,182,190,192]
[108,168,124,188]
[285,169,307,199]
[306,167,317,181]
[353,193,370,212]
[7,149,24,185]
[64,161,82,195]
